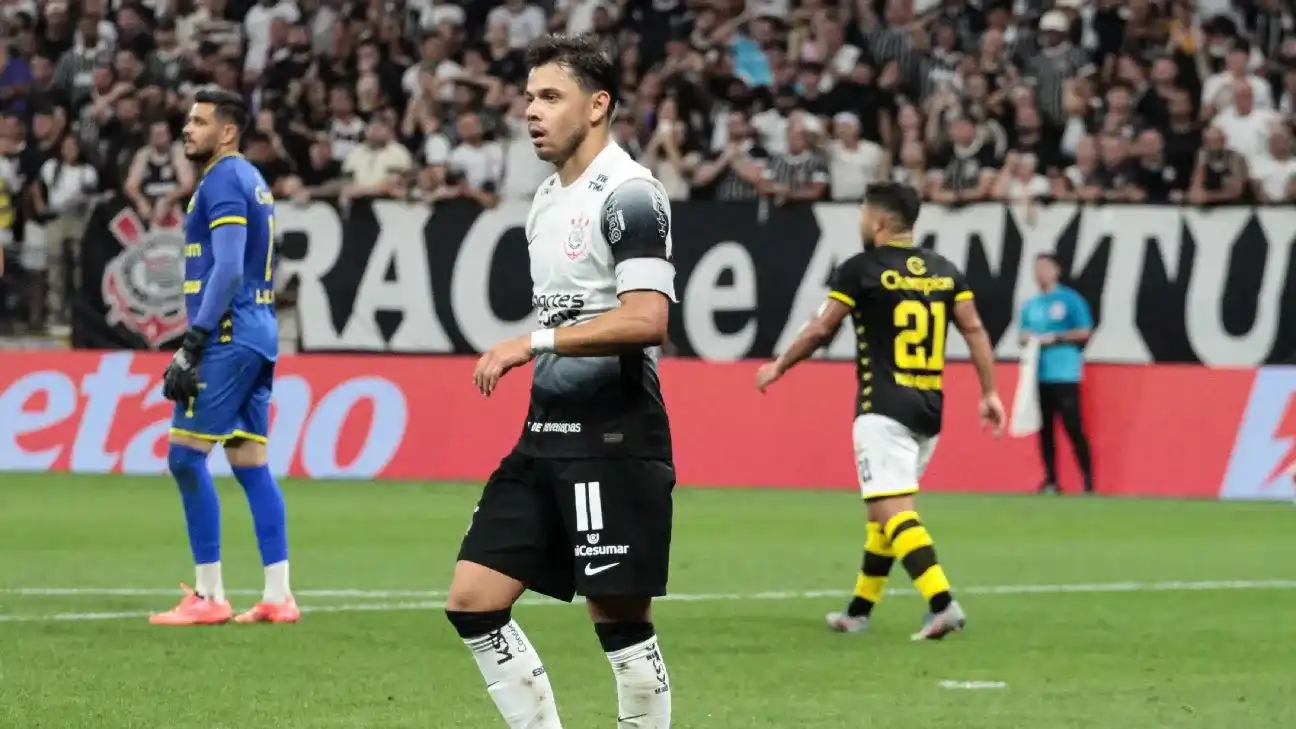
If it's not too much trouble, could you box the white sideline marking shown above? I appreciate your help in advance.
[938,681,1007,690]
[0,588,448,598]
[0,578,1293,624]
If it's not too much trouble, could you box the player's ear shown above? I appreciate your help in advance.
[589,90,612,126]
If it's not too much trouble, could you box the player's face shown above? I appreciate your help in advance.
[524,63,607,164]
[182,102,224,162]
[1035,258,1060,288]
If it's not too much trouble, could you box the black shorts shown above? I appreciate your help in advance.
[457,449,675,602]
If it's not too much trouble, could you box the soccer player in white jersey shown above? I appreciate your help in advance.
[446,34,678,729]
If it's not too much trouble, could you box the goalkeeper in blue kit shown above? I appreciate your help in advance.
[151,87,298,626]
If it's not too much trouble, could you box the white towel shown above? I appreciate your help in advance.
[1009,337,1042,438]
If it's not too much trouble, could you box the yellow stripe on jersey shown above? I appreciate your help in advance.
[210,216,247,229]
[828,290,855,308]
[955,291,974,302]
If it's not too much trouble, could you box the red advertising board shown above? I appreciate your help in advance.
[0,351,1291,500]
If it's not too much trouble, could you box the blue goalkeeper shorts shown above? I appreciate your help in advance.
[170,344,275,444]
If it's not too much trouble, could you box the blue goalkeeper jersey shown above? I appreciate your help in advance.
[183,153,279,361]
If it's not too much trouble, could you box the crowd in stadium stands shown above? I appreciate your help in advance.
[0,0,1293,335]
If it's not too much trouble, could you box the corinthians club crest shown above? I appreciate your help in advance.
[101,206,187,349]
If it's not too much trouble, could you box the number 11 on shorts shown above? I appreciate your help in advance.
[573,482,604,533]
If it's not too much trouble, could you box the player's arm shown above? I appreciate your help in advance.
[123,148,150,211]
[757,257,862,390]
[542,179,676,357]
[768,298,851,377]
[952,295,998,398]
[191,177,249,335]
[159,142,197,212]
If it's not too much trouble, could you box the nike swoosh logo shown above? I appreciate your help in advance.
[617,714,648,723]
[584,562,620,576]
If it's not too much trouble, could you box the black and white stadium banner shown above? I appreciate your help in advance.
[77,198,1296,366]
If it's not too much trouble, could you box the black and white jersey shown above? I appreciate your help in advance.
[519,143,677,460]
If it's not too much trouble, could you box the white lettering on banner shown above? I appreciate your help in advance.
[72,352,153,472]
[286,201,1296,365]
[1185,208,1294,367]
[995,204,1087,360]
[301,377,407,478]
[346,203,447,351]
[121,385,173,474]
[1066,205,1183,364]
[451,202,536,351]
[682,242,758,361]
[0,353,408,477]
[775,204,857,359]
[0,371,78,470]
[277,202,346,349]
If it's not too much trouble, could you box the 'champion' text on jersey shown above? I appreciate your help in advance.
[519,143,678,459]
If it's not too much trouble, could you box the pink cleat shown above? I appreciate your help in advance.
[149,584,233,626]
[234,595,301,624]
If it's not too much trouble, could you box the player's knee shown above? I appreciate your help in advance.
[444,607,511,639]
[866,494,916,524]
[593,619,656,653]
[167,443,207,482]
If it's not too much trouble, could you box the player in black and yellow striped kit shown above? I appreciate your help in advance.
[756,182,1005,640]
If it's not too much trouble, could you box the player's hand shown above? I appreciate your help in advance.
[755,362,783,393]
[161,329,209,402]
[979,393,1006,437]
[1039,333,1058,346]
[473,335,534,397]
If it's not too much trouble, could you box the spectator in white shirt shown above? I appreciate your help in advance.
[244,0,300,78]
[827,112,886,201]
[401,33,464,104]
[436,113,503,208]
[32,134,99,328]
[486,0,546,51]
[1249,125,1296,203]
[1200,44,1273,119]
[1211,82,1280,168]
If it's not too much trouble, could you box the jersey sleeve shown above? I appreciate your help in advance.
[1067,289,1094,329]
[826,255,868,310]
[953,269,974,303]
[601,177,677,301]
[205,167,250,232]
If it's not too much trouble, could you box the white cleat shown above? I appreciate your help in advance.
[826,610,870,633]
[910,601,966,641]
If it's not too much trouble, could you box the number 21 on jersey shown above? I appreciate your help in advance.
[893,300,947,371]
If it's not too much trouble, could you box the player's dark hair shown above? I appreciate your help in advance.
[194,86,248,131]
[524,33,618,117]
[864,182,922,232]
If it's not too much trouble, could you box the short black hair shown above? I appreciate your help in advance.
[1036,252,1060,266]
[194,86,248,131]
[864,182,922,231]
[524,33,618,114]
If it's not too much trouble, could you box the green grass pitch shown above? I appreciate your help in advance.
[0,474,1292,728]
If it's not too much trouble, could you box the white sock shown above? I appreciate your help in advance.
[606,636,672,729]
[263,561,290,603]
[195,562,225,603]
[464,620,564,729]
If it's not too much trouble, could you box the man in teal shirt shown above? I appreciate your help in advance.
[1019,253,1094,495]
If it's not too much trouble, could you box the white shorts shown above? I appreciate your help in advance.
[851,414,938,500]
